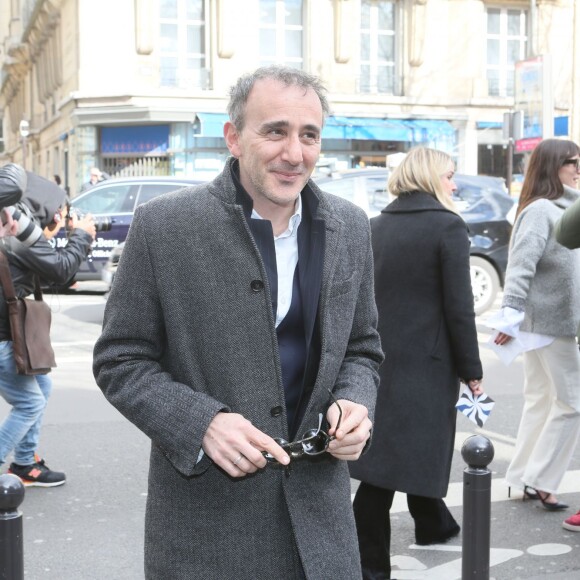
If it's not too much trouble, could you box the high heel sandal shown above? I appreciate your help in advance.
[534,489,569,511]
[523,486,539,501]
[507,486,540,500]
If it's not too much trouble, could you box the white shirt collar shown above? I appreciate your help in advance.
[251,194,303,240]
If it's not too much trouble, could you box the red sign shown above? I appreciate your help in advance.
[515,137,542,152]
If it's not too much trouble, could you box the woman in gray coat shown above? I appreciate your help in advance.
[349,147,483,580]
[495,139,580,511]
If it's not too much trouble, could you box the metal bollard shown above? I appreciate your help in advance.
[461,435,494,580]
[0,473,25,580]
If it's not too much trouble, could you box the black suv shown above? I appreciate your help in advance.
[314,169,514,315]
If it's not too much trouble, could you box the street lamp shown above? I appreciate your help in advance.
[19,120,29,170]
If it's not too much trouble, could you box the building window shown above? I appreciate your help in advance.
[159,0,209,89]
[486,7,527,97]
[259,0,303,69]
[359,0,396,94]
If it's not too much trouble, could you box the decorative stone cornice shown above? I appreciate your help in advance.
[409,0,429,67]
[333,0,355,64]
[217,0,236,58]
[135,0,154,55]
[25,1,61,64]
[3,39,29,77]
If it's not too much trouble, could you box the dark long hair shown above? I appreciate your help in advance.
[517,138,580,218]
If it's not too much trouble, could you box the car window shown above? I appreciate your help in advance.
[455,179,513,222]
[137,183,189,206]
[72,184,135,214]
[318,173,389,217]
[362,175,390,213]
[454,184,482,207]
[318,178,356,202]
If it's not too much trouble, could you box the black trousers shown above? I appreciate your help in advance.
[352,482,460,580]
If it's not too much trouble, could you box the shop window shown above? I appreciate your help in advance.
[486,7,527,97]
[259,0,303,69]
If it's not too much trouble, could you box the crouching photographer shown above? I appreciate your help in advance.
[0,163,95,487]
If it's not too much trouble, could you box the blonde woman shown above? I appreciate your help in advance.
[350,147,483,579]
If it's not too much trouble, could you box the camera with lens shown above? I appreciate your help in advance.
[5,204,44,246]
[0,163,43,247]
[65,206,112,232]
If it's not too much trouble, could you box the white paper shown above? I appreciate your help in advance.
[486,332,525,366]
[483,309,554,365]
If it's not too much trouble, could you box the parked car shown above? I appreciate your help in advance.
[101,241,125,291]
[314,169,514,315]
[52,176,204,285]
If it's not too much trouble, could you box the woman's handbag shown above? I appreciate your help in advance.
[0,252,56,375]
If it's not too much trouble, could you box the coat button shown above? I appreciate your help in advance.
[251,279,264,292]
[270,406,283,417]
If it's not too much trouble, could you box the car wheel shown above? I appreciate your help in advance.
[470,256,500,315]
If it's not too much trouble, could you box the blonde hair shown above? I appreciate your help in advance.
[388,147,457,212]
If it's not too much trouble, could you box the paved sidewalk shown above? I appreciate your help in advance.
[1,289,579,579]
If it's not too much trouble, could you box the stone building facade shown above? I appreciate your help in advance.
[0,0,577,195]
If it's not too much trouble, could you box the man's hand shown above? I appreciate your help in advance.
[72,213,97,240]
[326,400,372,461]
[202,412,290,478]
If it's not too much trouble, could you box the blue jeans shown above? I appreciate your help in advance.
[0,341,52,466]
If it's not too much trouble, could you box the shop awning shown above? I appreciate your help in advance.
[194,113,229,137]
[193,113,456,143]
[323,116,412,141]
[194,113,414,141]
[477,117,569,137]
[402,119,456,142]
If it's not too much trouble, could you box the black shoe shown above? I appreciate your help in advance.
[9,458,66,487]
[508,485,540,500]
[415,524,460,546]
[523,486,540,501]
[535,489,568,511]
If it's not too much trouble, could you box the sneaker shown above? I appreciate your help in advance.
[563,510,580,532]
[8,458,66,487]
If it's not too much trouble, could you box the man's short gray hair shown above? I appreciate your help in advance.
[227,65,330,131]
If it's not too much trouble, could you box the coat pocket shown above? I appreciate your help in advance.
[328,272,358,298]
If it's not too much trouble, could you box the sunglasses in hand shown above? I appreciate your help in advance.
[262,390,343,463]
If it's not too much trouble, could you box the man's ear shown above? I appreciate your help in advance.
[224,122,241,157]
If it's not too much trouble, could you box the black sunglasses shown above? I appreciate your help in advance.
[263,390,342,463]
[562,158,580,171]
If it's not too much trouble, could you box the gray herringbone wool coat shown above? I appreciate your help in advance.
[93,158,383,580]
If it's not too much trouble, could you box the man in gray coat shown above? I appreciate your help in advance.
[93,66,383,579]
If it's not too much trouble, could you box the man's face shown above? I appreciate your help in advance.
[224,78,323,213]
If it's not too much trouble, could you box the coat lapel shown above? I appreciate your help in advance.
[298,217,325,350]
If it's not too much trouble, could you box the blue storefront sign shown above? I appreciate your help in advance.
[101,125,170,154]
